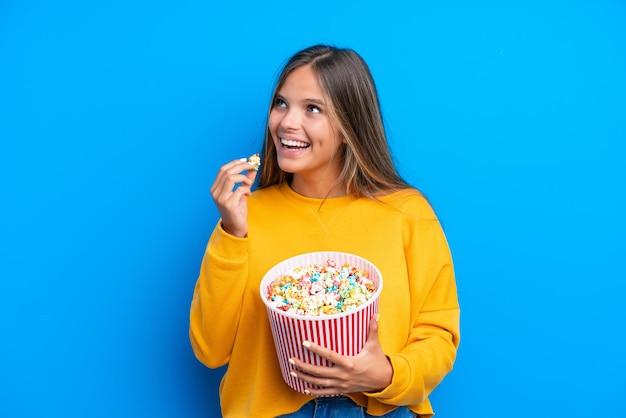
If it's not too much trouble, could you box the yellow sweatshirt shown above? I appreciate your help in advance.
[190,183,460,417]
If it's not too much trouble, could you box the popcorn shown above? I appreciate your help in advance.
[260,252,382,394]
[240,153,261,171]
[266,259,376,316]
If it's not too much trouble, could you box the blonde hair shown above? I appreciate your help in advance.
[257,45,410,198]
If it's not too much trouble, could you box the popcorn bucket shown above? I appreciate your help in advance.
[260,251,383,395]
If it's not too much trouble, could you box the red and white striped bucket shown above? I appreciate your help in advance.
[260,251,383,395]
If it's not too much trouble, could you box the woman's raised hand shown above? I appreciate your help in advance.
[210,158,258,238]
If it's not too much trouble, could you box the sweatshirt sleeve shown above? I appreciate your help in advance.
[189,222,249,368]
[368,198,461,406]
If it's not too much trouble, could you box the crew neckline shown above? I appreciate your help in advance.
[278,183,355,209]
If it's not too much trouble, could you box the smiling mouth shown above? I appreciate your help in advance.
[280,138,310,150]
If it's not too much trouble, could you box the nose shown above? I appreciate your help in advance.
[279,108,300,130]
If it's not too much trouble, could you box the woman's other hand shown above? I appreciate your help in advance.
[288,315,393,396]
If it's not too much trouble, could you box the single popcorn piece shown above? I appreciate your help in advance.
[266,259,376,316]
[238,153,261,171]
[247,153,261,171]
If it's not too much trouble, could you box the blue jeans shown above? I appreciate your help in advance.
[278,396,416,417]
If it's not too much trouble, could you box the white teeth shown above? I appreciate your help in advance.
[280,138,309,148]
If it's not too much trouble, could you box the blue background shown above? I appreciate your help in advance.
[1,1,625,417]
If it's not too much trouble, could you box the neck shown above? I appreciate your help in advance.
[290,175,346,199]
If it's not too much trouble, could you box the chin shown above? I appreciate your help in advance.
[276,157,300,173]
[277,162,297,174]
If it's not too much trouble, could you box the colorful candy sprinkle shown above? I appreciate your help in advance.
[266,259,376,316]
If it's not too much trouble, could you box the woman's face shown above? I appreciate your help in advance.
[268,65,345,197]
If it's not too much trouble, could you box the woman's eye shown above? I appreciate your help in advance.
[274,97,286,108]
[307,105,320,113]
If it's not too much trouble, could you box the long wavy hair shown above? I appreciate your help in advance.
[257,44,410,198]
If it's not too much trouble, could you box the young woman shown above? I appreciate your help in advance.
[190,44,460,417]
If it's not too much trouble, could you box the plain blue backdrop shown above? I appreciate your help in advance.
[1,1,625,417]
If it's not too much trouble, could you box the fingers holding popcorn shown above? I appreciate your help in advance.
[210,155,260,238]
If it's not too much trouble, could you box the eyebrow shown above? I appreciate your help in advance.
[305,97,326,106]
[276,94,327,107]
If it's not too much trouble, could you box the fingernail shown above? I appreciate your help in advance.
[290,371,298,378]
[376,313,380,322]
[288,358,296,365]
[302,341,311,348]
[304,389,311,395]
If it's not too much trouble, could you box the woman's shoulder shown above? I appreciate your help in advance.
[377,187,437,220]
[251,184,279,194]
[249,184,282,200]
